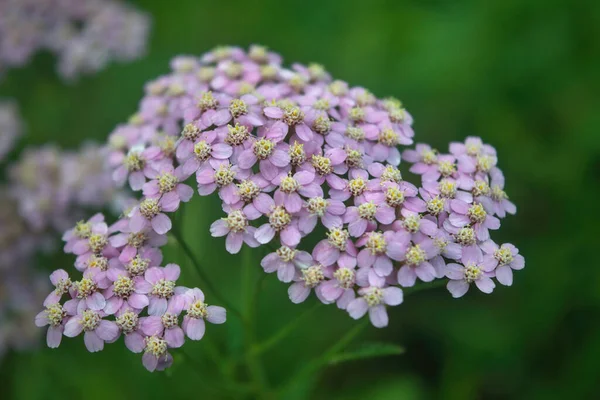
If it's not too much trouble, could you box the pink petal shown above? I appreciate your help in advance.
[383,287,403,306]
[288,282,310,304]
[87,292,106,311]
[207,306,227,324]
[368,304,389,328]
[125,332,145,353]
[184,317,206,340]
[84,331,104,352]
[129,293,150,309]
[447,280,469,298]
[165,327,185,348]
[47,326,63,348]
[495,265,513,286]
[96,320,119,341]
[226,232,244,254]
[397,266,417,287]
[210,219,230,237]
[475,277,495,294]
[347,298,368,319]
[270,150,291,167]
[151,214,172,235]
[255,224,276,244]
[64,317,83,337]
[164,263,181,280]
[142,352,159,372]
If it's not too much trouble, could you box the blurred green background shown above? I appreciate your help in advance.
[1,0,599,398]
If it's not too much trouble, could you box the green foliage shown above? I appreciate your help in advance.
[1,0,599,399]
[328,342,405,365]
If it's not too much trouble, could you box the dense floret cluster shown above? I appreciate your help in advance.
[36,45,524,371]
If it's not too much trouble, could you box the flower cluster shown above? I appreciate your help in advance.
[0,0,150,81]
[0,100,21,163]
[36,213,226,371]
[37,45,525,370]
[102,46,525,328]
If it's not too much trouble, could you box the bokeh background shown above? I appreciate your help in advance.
[1,0,599,399]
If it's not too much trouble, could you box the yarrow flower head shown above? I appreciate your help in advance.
[36,45,524,372]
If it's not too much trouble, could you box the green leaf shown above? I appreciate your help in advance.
[328,342,405,365]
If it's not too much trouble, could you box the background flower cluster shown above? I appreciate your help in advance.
[0,0,150,81]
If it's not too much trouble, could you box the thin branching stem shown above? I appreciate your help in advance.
[250,301,323,356]
[241,247,272,399]
[170,227,244,321]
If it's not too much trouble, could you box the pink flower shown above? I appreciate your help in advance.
[403,143,438,175]
[63,309,119,352]
[196,161,250,203]
[62,213,105,253]
[365,180,426,213]
[298,197,346,234]
[420,177,473,204]
[111,145,157,191]
[35,303,68,348]
[445,246,497,298]
[103,269,150,315]
[210,209,260,254]
[141,264,187,316]
[347,285,403,328]
[328,170,370,204]
[142,335,174,372]
[64,268,110,314]
[397,238,439,287]
[140,300,186,349]
[487,168,517,218]
[263,104,314,142]
[179,127,233,175]
[366,125,408,165]
[182,288,227,340]
[229,173,275,213]
[109,219,167,264]
[115,309,146,353]
[480,241,524,286]
[273,170,321,213]
[288,264,330,304]
[142,164,194,208]
[319,266,357,309]
[392,210,438,239]
[254,205,302,247]
[445,200,500,241]
[343,200,396,237]
[210,95,264,127]
[421,154,458,182]
[129,196,178,235]
[43,269,72,307]
[237,137,290,181]
[70,217,113,258]
[312,226,358,268]
[261,246,312,283]
[356,231,406,280]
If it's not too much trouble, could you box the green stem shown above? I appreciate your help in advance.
[242,247,271,398]
[251,301,323,356]
[170,227,244,320]
[178,349,242,397]
[277,279,444,395]
[278,319,369,395]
